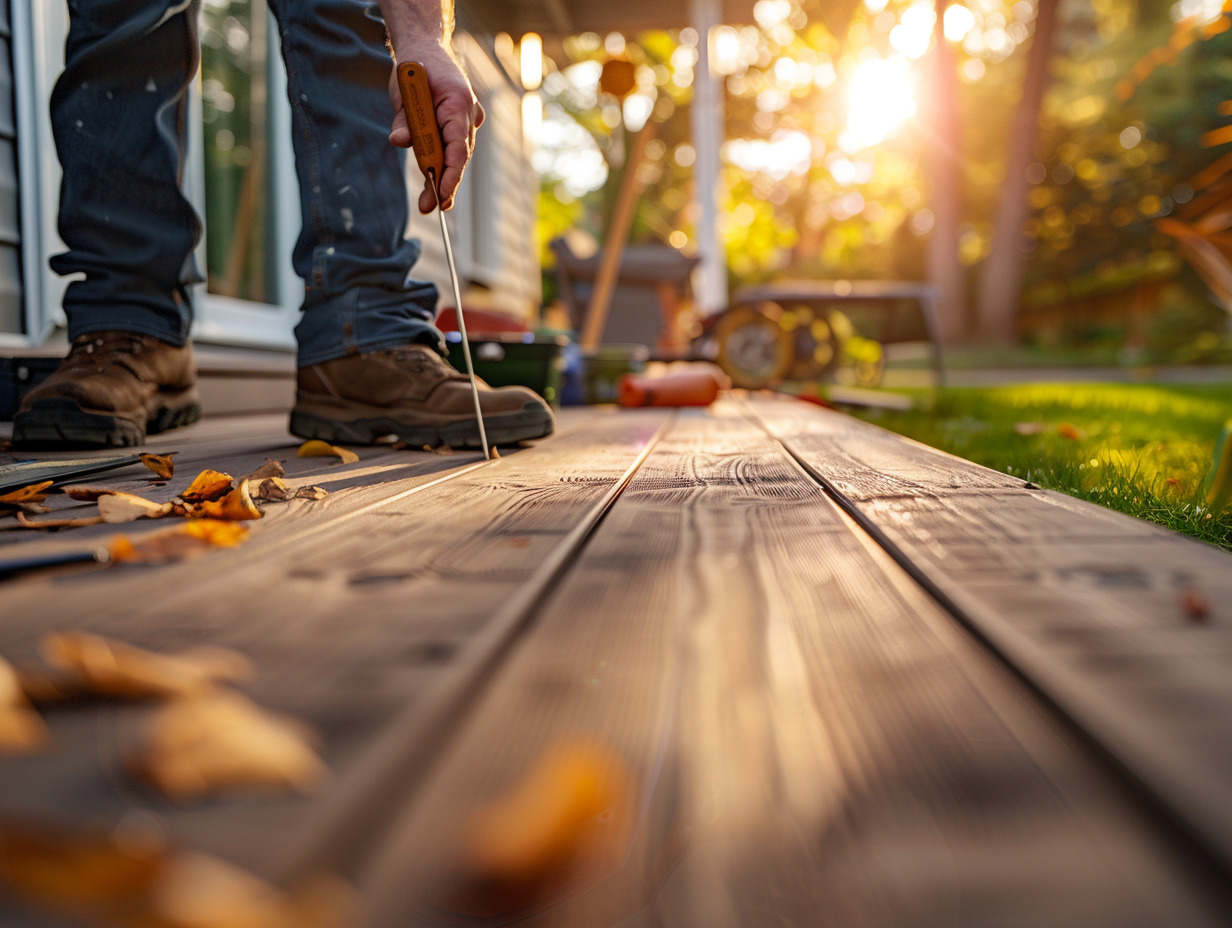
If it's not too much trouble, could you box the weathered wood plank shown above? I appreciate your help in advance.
[360,409,1226,927]
[0,409,668,892]
[751,394,1232,877]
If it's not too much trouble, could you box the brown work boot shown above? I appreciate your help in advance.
[12,332,200,448]
[290,345,554,449]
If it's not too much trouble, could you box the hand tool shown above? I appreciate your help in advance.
[396,61,490,460]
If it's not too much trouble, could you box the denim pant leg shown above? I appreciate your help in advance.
[50,0,202,346]
[267,0,443,366]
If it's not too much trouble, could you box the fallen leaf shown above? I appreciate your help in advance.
[297,440,359,465]
[180,470,234,504]
[253,477,290,502]
[12,667,93,706]
[489,447,501,460]
[1167,477,1181,486]
[0,481,54,505]
[0,821,356,928]
[390,441,411,451]
[139,453,177,480]
[293,486,328,501]
[60,485,118,502]
[40,632,255,701]
[191,479,263,521]
[98,492,173,524]
[1181,589,1212,623]
[0,655,49,754]
[1013,422,1045,436]
[130,692,326,801]
[108,521,249,565]
[464,740,632,886]
[14,512,106,530]
[1056,422,1084,441]
[244,459,286,482]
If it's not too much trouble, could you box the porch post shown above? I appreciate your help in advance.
[690,0,727,316]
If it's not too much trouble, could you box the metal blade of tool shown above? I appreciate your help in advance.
[396,61,490,460]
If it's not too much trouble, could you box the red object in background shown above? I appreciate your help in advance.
[436,308,530,335]
[618,369,725,408]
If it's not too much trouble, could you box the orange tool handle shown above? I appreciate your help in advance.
[618,370,724,408]
[396,61,444,188]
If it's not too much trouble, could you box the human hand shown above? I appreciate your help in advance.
[387,40,485,213]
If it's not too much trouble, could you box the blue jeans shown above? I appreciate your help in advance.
[51,0,443,366]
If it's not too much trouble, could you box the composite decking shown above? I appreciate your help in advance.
[1,396,1231,927]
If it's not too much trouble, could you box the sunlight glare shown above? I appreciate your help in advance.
[943,4,976,42]
[843,57,916,151]
[889,2,936,59]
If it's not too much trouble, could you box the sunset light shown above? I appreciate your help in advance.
[843,56,917,151]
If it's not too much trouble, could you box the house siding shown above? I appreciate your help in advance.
[0,0,23,335]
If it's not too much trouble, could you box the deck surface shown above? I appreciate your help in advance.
[1,397,1231,927]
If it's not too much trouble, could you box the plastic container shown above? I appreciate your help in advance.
[580,345,650,404]
[444,333,568,407]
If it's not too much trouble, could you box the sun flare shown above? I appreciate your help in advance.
[842,56,917,151]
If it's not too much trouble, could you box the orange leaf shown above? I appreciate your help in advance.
[464,740,632,886]
[297,440,359,464]
[97,492,173,523]
[0,655,49,754]
[180,470,234,503]
[108,521,249,565]
[40,632,255,701]
[138,452,177,480]
[191,479,263,521]
[129,692,326,801]
[0,821,355,928]
[1056,422,1084,441]
[0,481,54,505]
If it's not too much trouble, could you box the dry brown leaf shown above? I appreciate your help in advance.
[0,481,54,505]
[108,521,249,565]
[191,479,263,521]
[0,655,49,754]
[0,821,356,928]
[139,452,177,480]
[13,511,105,530]
[244,459,286,482]
[180,470,234,503]
[40,632,255,701]
[297,440,359,464]
[98,492,173,524]
[294,486,328,501]
[130,692,326,801]
[464,740,632,886]
[253,477,290,502]
[60,485,117,502]
[1013,422,1045,436]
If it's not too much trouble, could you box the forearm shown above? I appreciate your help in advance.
[376,0,455,61]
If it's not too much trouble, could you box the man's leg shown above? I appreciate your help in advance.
[270,0,553,448]
[13,0,201,447]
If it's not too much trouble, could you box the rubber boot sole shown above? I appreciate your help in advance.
[12,395,202,449]
[289,401,555,450]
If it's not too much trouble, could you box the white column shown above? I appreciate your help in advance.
[690,0,727,316]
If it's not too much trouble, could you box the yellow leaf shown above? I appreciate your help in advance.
[298,440,359,464]
[0,481,54,505]
[180,470,234,503]
[138,452,177,480]
[0,655,49,754]
[130,692,326,801]
[98,492,173,523]
[40,632,255,701]
[190,479,263,521]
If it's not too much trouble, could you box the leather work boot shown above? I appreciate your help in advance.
[12,332,201,448]
[290,345,555,449]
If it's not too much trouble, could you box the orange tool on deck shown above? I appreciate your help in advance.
[396,61,490,460]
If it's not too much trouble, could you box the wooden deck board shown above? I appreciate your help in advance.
[358,409,1226,927]
[751,395,1232,875]
[0,401,1230,926]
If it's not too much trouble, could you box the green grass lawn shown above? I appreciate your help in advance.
[851,382,1232,552]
